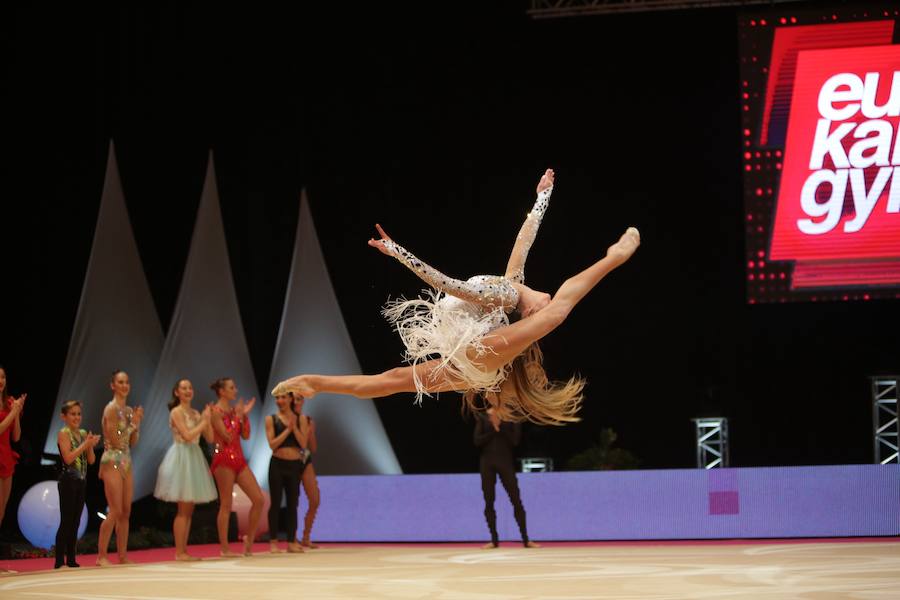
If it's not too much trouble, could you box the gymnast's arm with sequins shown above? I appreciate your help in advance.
[376,236,518,311]
[504,182,552,284]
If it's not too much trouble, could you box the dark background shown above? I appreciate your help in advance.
[2,1,897,506]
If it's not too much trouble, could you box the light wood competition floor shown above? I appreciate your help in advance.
[1,539,898,599]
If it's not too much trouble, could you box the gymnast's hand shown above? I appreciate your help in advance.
[367,224,394,256]
[235,397,256,419]
[9,395,25,416]
[536,168,554,195]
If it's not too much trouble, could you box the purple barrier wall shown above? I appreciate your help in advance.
[300,465,900,541]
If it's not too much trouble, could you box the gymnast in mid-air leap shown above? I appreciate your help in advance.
[273,169,640,424]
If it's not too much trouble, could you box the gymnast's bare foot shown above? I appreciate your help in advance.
[220,547,240,558]
[95,557,113,567]
[524,541,541,548]
[175,553,201,561]
[607,227,640,265]
[482,542,499,550]
[118,556,135,565]
[287,542,305,553]
[269,542,285,554]
[272,375,316,399]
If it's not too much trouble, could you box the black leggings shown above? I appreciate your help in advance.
[480,459,529,545]
[55,474,86,566]
[267,457,302,542]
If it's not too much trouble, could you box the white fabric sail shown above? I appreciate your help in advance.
[249,190,401,482]
[131,153,262,499]
[44,141,164,459]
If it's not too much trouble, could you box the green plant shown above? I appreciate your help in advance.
[565,428,640,471]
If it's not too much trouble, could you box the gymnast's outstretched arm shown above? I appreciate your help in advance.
[504,169,554,284]
[369,224,517,311]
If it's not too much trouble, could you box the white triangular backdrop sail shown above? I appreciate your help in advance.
[131,153,263,499]
[44,141,164,457]
[249,190,401,481]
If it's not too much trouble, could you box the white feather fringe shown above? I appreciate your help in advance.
[382,290,510,404]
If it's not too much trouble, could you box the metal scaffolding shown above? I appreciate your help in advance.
[528,0,803,18]
[692,417,729,469]
[872,376,899,465]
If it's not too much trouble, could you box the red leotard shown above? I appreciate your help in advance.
[0,401,20,478]
[211,408,248,474]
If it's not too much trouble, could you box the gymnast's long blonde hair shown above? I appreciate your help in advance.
[463,342,585,426]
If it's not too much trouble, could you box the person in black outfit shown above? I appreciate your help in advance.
[54,400,100,568]
[264,393,305,553]
[474,408,539,549]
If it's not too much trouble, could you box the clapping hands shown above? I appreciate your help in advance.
[235,397,256,419]
[9,394,26,416]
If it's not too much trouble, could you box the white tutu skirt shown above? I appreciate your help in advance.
[154,442,218,504]
[383,290,511,403]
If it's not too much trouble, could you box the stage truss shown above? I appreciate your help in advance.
[692,417,730,469]
[872,376,899,465]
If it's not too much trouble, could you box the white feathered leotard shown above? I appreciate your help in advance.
[380,185,551,403]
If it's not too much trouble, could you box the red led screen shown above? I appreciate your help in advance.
[740,6,900,302]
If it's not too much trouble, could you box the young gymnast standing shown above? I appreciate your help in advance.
[54,401,100,568]
[209,378,264,556]
[0,366,23,557]
[154,379,218,561]
[265,392,305,554]
[97,370,143,566]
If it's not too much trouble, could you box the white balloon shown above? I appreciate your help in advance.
[231,487,270,537]
[17,480,88,550]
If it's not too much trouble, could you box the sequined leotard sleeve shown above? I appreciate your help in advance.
[504,185,552,284]
[381,239,519,312]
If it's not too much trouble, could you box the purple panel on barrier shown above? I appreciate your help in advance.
[709,491,740,515]
[708,469,740,515]
[300,465,900,542]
